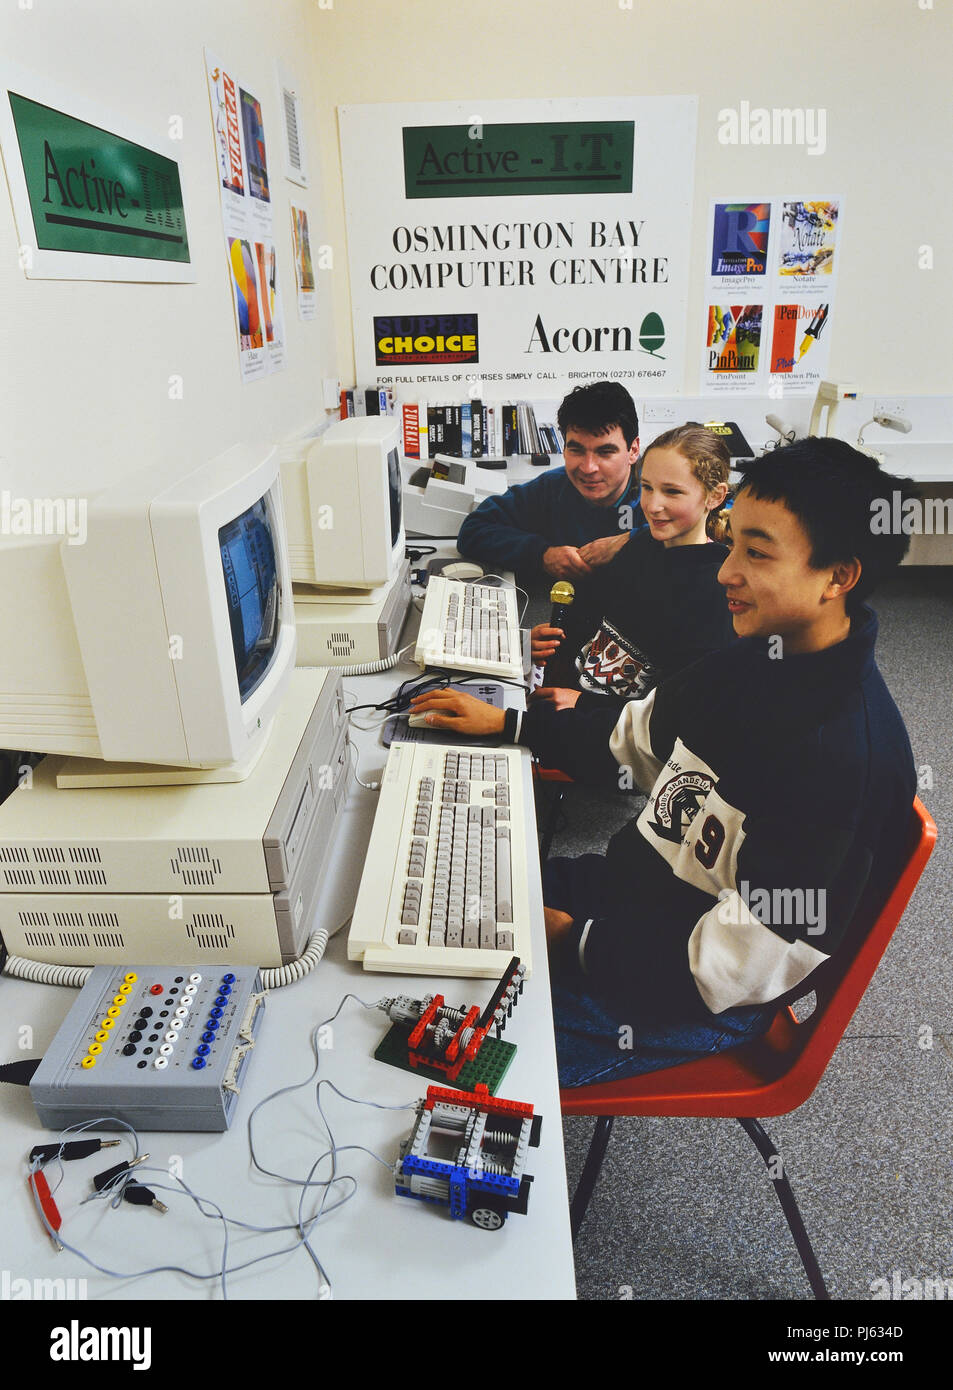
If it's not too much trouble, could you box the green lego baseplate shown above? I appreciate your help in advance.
[374,1023,517,1094]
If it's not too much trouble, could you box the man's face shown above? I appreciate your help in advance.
[563,424,639,507]
[718,490,845,651]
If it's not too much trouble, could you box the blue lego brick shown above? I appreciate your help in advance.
[465,1169,519,1195]
[402,1154,455,1179]
[448,1167,468,1220]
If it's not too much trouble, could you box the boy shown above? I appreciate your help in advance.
[410,438,919,1086]
[456,380,645,581]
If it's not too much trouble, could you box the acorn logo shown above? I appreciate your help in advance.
[639,312,665,358]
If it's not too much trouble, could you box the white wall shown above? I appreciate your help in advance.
[2,0,949,501]
[0,0,335,497]
[309,0,953,398]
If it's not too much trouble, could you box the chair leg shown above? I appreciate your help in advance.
[737,1117,830,1300]
[539,786,566,863]
[569,1115,614,1242]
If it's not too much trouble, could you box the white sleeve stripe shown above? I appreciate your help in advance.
[514,709,523,742]
[577,919,594,973]
[687,890,830,1014]
[608,686,664,794]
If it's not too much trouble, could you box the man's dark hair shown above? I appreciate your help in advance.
[557,381,639,448]
[736,436,920,612]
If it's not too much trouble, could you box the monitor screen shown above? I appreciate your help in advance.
[387,445,402,549]
[219,490,282,702]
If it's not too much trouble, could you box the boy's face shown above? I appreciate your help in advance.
[563,424,639,506]
[718,490,850,651]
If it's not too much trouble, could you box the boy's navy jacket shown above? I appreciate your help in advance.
[569,528,736,704]
[456,465,644,575]
[512,606,916,1022]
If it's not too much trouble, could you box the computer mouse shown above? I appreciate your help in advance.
[442,561,484,581]
[407,713,431,728]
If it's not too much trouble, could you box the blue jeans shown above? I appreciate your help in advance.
[544,855,777,1089]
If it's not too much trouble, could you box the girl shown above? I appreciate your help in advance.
[532,423,734,710]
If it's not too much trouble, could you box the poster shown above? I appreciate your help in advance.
[703,196,841,395]
[206,50,285,380]
[291,205,316,319]
[340,97,697,400]
[0,64,193,282]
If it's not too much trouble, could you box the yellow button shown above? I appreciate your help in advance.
[81,1055,97,1069]
[118,983,133,996]
[95,1030,109,1043]
[124,973,138,984]
[100,1018,115,1032]
[112,995,126,1008]
[106,1006,121,1019]
[87,1042,102,1056]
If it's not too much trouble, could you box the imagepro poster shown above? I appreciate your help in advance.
[339,98,697,399]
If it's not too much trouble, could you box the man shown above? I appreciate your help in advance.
[411,439,919,1086]
[456,380,644,580]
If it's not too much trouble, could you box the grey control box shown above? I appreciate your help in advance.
[30,964,265,1132]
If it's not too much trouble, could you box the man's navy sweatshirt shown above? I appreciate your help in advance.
[456,466,644,575]
[508,606,916,1023]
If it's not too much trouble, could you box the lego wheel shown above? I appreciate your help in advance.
[469,1202,507,1231]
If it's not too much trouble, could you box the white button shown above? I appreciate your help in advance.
[154,1057,168,1070]
[159,1043,175,1056]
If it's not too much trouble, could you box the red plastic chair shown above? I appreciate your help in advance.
[561,798,937,1299]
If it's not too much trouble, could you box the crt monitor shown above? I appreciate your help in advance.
[0,443,296,768]
[281,414,404,589]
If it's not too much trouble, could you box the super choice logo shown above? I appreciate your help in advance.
[374,314,479,366]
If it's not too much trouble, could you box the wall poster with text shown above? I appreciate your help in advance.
[340,97,697,403]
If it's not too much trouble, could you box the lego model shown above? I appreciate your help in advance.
[375,956,525,1089]
[394,1082,541,1230]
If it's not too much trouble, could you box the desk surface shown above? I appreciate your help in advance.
[0,625,576,1300]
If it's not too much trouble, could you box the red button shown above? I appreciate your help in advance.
[149,984,164,995]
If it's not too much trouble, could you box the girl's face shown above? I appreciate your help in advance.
[639,446,725,548]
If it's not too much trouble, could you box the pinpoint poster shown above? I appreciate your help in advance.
[702,303,762,393]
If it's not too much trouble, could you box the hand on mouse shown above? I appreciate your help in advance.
[408,689,506,737]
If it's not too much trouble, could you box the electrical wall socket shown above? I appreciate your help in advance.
[873,398,907,420]
[643,401,678,423]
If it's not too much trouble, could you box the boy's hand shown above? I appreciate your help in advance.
[407,689,506,737]
[532,686,581,711]
[542,545,593,580]
[577,533,629,568]
[544,907,574,949]
[531,624,564,663]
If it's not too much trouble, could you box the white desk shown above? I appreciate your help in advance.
[0,637,576,1300]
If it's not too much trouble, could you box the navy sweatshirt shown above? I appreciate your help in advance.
[512,606,916,1022]
[568,529,736,704]
[456,466,644,575]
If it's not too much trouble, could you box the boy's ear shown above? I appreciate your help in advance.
[826,556,862,600]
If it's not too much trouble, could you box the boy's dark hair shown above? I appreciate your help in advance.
[736,437,920,611]
[557,381,639,448]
